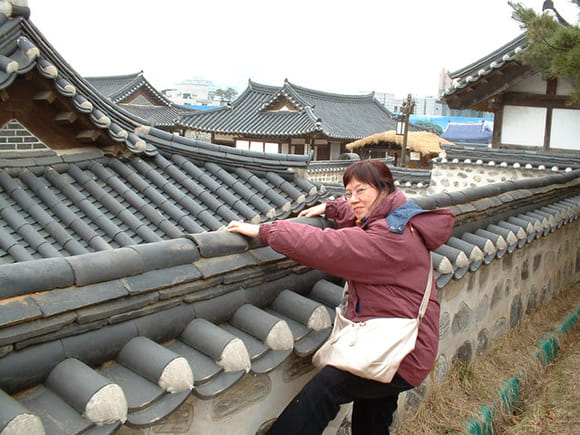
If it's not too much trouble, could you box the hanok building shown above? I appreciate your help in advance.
[177,79,401,161]
[1,3,580,435]
[85,71,198,133]
[443,32,580,152]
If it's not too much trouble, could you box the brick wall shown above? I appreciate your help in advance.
[0,119,47,151]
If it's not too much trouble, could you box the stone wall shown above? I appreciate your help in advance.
[428,163,563,194]
[396,216,579,424]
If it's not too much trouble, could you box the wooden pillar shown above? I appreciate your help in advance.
[543,79,557,151]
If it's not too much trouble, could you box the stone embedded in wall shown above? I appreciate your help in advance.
[492,317,507,342]
[540,281,553,303]
[526,286,539,314]
[146,401,194,434]
[491,283,503,308]
[403,382,427,414]
[476,264,490,289]
[502,255,513,271]
[533,254,542,272]
[452,303,472,334]
[439,278,464,302]
[439,312,450,337]
[475,296,489,322]
[564,239,570,254]
[453,340,473,364]
[476,328,489,357]
[510,294,523,328]
[521,259,529,281]
[213,374,271,419]
[434,354,448,385]
[505,279,512,298]
[282,353,314,383]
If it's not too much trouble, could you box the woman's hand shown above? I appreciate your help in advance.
[225,220,260,238]
[298,203,326,218]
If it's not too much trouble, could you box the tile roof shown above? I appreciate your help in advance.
[443,33,528,99]
[86,72,198,128]
[178,79,398,140]
[0,144,326,265]
[434,144,580,172]
[85,72,172,106]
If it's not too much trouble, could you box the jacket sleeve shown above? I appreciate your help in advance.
[258,219,410,283]
[324,198,356,228]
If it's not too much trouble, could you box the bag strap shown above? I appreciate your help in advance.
[340,257,434,321]
[417,257,434,322]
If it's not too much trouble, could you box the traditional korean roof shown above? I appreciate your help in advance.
[178,79,398,140]
[434,143,580,172]
[85,72,172,106]
[0,143,325,265]
[442,33,530,110]
[86,72,198,128]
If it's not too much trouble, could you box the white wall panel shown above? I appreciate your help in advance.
[550,108,580,150]
[502,106,546,147]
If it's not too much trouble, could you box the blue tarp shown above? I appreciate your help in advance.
[410,115,493,130]
[411,115,494,144]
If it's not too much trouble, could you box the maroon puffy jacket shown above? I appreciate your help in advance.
[259,190,456,386]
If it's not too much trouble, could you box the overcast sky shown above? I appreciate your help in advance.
[28,0,578,98]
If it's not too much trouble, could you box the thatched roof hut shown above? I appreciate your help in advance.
[345,130,455,168]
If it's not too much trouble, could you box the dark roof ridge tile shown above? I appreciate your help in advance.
[65,248,145,287]
[0,256,74,299]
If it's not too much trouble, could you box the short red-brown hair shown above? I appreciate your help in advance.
[343,160,395,195]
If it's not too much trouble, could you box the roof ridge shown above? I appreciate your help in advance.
[448,32,527,79]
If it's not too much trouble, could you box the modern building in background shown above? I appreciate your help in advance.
[162,78,221,108]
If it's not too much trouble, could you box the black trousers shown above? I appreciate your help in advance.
[266,366,414,435]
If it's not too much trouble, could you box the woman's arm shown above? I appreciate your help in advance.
[225,221,259,238]
[297,202,326,217]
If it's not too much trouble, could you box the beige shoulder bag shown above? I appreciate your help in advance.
[312,259,433,383]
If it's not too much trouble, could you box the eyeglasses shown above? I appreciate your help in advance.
[344,186,370,201]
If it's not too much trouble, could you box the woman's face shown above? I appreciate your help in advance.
[344,178,383,220]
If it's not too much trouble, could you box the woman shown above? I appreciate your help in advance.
[226,160,455,434]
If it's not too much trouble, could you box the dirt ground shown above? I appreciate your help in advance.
[394,281,580,435]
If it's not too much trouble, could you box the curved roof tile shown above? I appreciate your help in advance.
[179,79,397,140]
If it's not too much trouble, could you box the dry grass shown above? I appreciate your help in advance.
[502,328,580,434]
[394,283,580,435]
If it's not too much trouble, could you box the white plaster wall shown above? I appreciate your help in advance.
[557,78,575,96]
[502,106,546,147]
[510,73,546,94]
[550,108,580,151]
